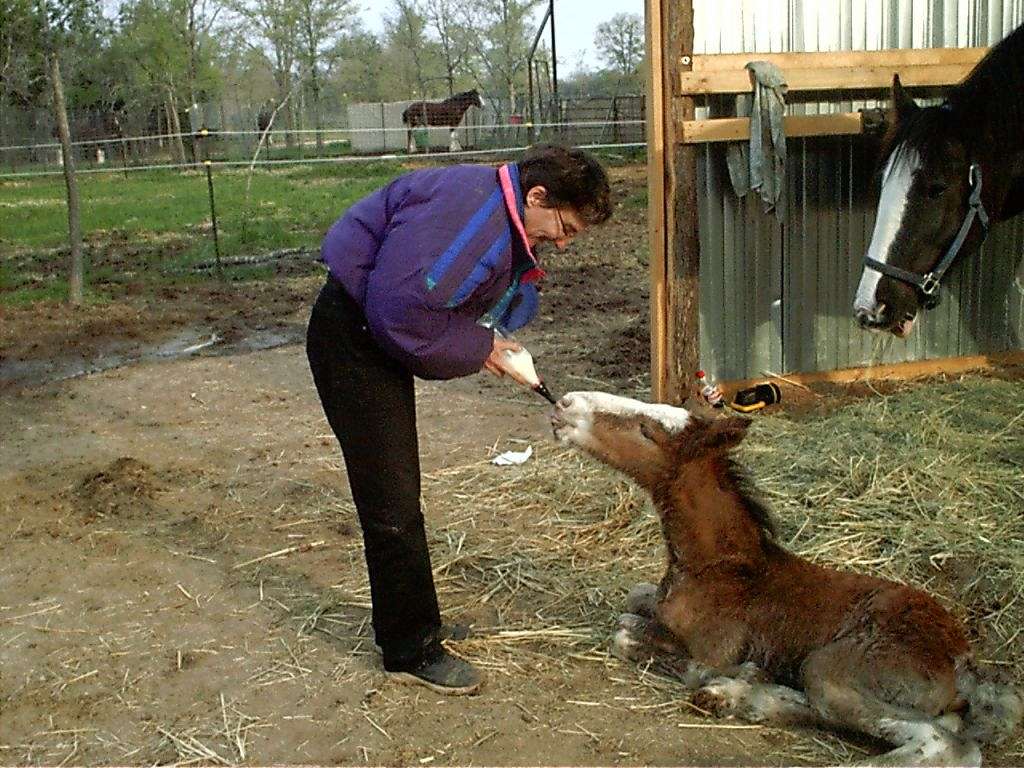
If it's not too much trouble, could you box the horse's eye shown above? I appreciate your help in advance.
[926,182,948,198]
[639,422,656,441]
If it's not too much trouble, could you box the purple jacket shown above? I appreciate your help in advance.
[321,163,540,380]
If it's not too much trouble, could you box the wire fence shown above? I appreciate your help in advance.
[0,95,647,175]
[1,96,648,292]
[0,139,648,179]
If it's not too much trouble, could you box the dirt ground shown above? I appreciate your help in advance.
[0,165,1018,766]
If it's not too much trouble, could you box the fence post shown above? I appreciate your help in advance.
[198,126,223,279]
[613,97,620,144]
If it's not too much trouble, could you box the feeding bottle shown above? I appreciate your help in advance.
[503,346,557,404]
[695,370,725,408]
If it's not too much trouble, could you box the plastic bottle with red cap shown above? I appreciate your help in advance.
[695,370,725,408]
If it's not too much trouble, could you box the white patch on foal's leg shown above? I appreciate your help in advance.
[693,677,816,725]
[871,719,982,767]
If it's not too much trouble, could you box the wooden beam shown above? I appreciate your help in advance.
[689,46,987,73]
[724,351,1024,390]
[665,1,701,404]
[680,62,978,95]
[680,112,864,144]
[645,0,670,402]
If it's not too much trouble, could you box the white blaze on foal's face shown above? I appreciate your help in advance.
[551,392,691,482]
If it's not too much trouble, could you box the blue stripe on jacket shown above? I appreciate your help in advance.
[446,229,512,308]
[506,162,525,213]
[425,187,504,290]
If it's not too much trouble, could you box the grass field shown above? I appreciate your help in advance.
[0,147,647,306]
[0,161,403,304]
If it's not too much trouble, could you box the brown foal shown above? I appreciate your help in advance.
[551,392,1021,766]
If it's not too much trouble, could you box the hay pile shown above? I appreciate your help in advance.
[741,375,1024,666]
[326,374,1022,760]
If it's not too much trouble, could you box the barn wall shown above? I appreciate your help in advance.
[692,0,1024,380]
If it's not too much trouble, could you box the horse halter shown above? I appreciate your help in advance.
[863,163,990,309]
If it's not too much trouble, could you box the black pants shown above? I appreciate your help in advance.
[306,276,442,671]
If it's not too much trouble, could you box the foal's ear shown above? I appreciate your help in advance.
[690,416,751,455]
[891,74,918,121]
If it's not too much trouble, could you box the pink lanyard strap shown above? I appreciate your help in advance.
[498,164,545,284]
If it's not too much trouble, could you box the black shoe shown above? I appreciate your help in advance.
[372,623,471,653]
[387,649,483,695]
[443,623,471,641]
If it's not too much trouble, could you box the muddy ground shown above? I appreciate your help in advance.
[0,165,1018,766]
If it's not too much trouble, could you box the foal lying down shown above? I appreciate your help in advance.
[550,392,1021,766]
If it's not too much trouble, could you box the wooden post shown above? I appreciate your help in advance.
[646,0,700,404]
[40,2,83,306]
[645,0,668,401]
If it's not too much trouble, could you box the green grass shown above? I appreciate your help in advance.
[0,160,403,303]
[212,139,354,163]
[0,279,115,306]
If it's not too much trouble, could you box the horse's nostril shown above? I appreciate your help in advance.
[855,305,889,329]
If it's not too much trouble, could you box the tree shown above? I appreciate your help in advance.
[421,0,472,96]
[114,0,192,162]
[594,12,644,77]
[1,0,45,155]
[232,0,300,146]
[294,0,353,148]
[460,0,541,116]
[173,0,222,158]
[34,0,102,305]
[329,25,385,103]
[382,0,441,99]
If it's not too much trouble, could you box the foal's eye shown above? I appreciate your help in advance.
[925,182,948,198]
[639,422,656,441]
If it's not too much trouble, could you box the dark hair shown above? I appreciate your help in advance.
[517,144,613,226]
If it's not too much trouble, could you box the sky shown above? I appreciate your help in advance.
[358,0,644,74]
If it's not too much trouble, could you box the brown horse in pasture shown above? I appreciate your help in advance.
[551,392,1022,765]
[401,89,483,153]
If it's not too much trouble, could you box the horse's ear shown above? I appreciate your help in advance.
[891,74,918,121]
[688,416,751,455]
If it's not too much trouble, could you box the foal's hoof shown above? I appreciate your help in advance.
[625,582,658,617]
[610,612,648,662]
[611,627,639,661]
[617,612,646,631]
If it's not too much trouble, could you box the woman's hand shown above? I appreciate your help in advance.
[483,336,530,385]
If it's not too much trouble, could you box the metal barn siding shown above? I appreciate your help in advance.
[693,0,1024,380]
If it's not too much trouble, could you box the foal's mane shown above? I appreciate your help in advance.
[722,457,777,541]
[881,24,1024,167]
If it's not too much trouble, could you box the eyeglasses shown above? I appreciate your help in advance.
[553,207,579,240]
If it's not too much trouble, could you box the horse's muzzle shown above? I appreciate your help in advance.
[855,306,890,331]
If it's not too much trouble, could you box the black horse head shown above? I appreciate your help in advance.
[855,23,1024,337]
[455,89,484,109]
[854,76,989,337]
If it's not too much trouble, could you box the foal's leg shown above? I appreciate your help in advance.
[801,645,982,767]
[612,613,768,692]
[612,613,718,689]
